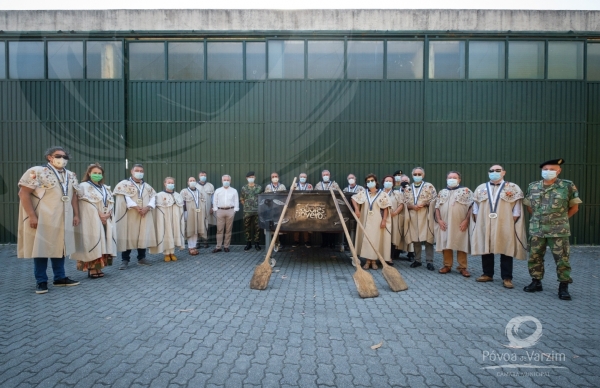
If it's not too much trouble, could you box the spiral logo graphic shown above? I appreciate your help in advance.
[505,316,543,348]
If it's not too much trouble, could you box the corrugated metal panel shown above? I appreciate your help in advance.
[426,81,467,121]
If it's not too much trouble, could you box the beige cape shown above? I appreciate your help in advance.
[352,190,391,261]
[387,190,406,249]
[403,182,437,244]
[434,187,473,253]
[181,188,207,239]
[470,182,527,260]
[113,179,157,251]
[197,182,216,226]
[17,166,79,259]
[71,181,117,262]
[150,191,185,254]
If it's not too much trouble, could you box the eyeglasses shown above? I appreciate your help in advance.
[489,169,502,173]
[366,179,375,183]
[53,154,69,160]
[412,173,423,176]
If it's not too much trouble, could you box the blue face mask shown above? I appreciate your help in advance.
[166,183,175,191]
[383,182,393,189]
[366,181,376,189]
[133,172,144,180]
[199,176,207,182]
[394,176,402,182]
[447,179,459,188]
[412,176,423,183]
[542,170,557,180]
[299,177,306,183]
[489,172,502,181]
[223,181,230,187]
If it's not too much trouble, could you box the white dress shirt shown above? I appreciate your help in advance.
[212,187,239,212]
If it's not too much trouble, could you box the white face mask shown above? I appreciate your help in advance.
[247,178,255,183]
[322,176,330,182]
[447,179,459,188]
[383,181,393,189]
[299,177,307,183]
[348,178,355,185]
[188,181,197,188]
[223,181,230,187]
[133,172,144,180]
[271,177,279,183]
[366,181,376,189]
[394,176,402,182]
[51,157,68,169]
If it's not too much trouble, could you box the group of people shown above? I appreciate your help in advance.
[17,146,581,301]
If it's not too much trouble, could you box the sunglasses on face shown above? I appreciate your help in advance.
[366,179,375,183]
[412,173,423,176]
[53,154,69,160]
[489,169,502,173]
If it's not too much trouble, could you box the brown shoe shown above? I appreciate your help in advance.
[503,279,514,289]
[170,254,177,261]
[164,255,171,262]
[439,266,452,274]
[476,275,494,282]
[459,269,471,277]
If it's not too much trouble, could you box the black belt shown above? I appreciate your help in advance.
[218,207,233,210]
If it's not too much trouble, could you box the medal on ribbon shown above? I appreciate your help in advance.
[366,189,382,216]
[486,181,505,219]
[130,178,146,206]
[47,164,70,202]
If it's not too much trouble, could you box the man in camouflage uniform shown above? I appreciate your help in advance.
[523,159,582,300]
[240,171,263,251]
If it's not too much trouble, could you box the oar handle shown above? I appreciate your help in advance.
[328,187,361,268]
[262,177,297,264]
[336,186,388,265]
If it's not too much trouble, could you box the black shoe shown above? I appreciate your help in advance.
[410,261,422,268]
[137,259,152,266]
[212,248,222,253]
[385,260,394,267]
[244,242,252,251]
[53,277,80,287]
[292,241,300,248]
[36,282,48,294]
[407,252,415,262]
[523,279,543,292]
[195,242,202,249]
[255,243,262,251]
[558,282,571,300]
[204,243,209,249]
[426,263,435,271]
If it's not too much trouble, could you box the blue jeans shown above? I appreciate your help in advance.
[34,257,66,284]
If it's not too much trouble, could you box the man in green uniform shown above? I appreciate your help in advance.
[240,171,263,251]
[523,159,582,300]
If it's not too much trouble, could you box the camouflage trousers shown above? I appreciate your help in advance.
[243,214,261,243]
[528,236,572,283]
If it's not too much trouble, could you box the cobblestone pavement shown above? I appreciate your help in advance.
[0,244,598,388]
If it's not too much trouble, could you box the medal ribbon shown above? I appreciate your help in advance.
[91,182,108,208]
[486,181,505,215]
[129,177,146,202]
[366,189,382,212]
[298,183,307,191]
[47,164,69,198]
[187,187,200,208]
[412,183,425,205]
[347,185,358,193]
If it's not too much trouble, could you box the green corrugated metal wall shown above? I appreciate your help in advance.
[1,67,598,245]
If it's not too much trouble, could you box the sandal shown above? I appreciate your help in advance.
[188,248,199,256]
[88,270,101,279]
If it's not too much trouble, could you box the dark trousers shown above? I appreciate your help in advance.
[482,253,513,280]
[122,248,146,262]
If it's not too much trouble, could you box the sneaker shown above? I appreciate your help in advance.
[305,242,311,248]
[53,277,80,287]
[36,282,48,294]
[292,241,300,248]
[119,261,129,270]
[137,259,152,266]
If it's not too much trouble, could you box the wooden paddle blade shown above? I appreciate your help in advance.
[250,261,273,290]
[382,266,408,292]
[353,267,379,298]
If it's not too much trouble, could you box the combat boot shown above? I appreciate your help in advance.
[244,241,252,251]
[558,282,572,300]
[523,279,543,292]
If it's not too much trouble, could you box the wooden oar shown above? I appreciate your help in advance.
[329,187,378,298]
[336,186,408,292]
[250,177,297,290]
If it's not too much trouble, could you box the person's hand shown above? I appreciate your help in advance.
[73,216,80,227]
[459,219,469,232]
[355,211,360,219]
[29,215,38,229]
[140,207,150,217]
[380,220,386,229]
[438,220,447,231]
[210,208,214,215]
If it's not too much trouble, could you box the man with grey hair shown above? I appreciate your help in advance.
[212,175,239,253]
[404,167,437,270]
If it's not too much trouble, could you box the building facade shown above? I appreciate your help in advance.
[1,9,599,244]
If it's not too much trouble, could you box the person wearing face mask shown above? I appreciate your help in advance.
[404,167,437,270]
[292,173,313,248]
[114,164,157,269]
[396,174,414,261]
[150,177,185,262]
[18,146,81,294]
[351,174,391,270]
[523,159,582,300]
[434,171,473,277]
[471,165,526,289]
[212,175,239,253]
[181,177,207,256]
[316,170,341,248]
[71,163,116,279]
[196,171,215,249]
[383,175,403,265]
[264,172,287,193]
[343,173,365,194]
[240,171,263,251]
[392,170,404,191]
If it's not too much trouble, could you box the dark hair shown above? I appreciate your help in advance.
[382,175,394,183]
[447,170,462,179]
[44,146,69,162]
[131,163,144,170]
[83,163,105,185]
[364,173,380,189]
[198,171,207,175]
